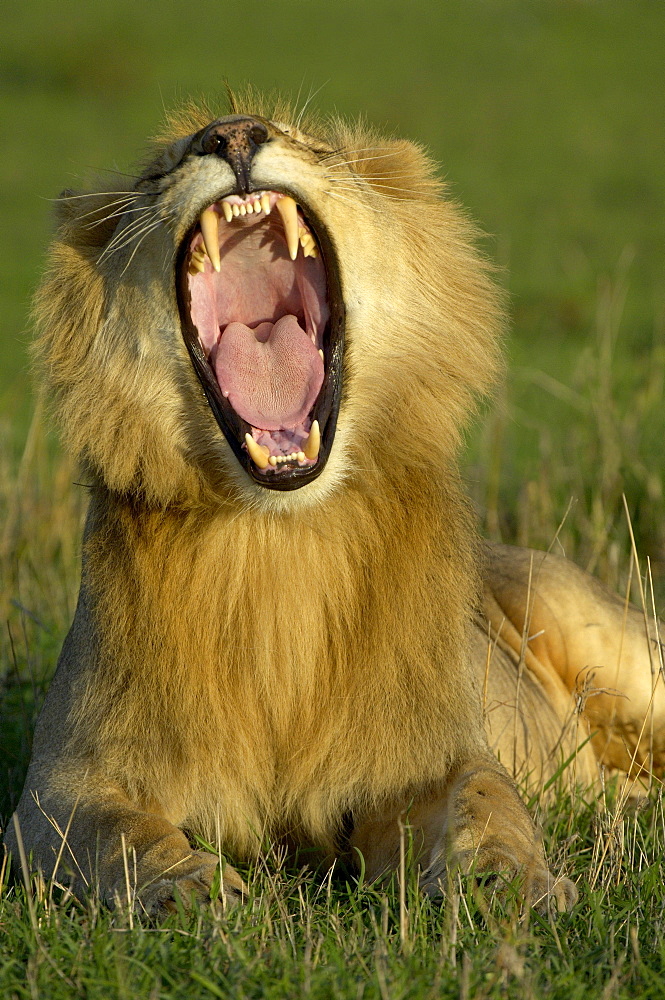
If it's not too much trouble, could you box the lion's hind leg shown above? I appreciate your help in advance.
[483,543,665,780]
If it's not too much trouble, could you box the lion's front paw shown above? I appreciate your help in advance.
[421,843,577,915]
[525,867,578,914]
[130,850,246,918]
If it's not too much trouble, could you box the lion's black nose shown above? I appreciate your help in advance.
[192,116,270,194]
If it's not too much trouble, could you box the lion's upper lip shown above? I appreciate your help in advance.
[176,187,345,491]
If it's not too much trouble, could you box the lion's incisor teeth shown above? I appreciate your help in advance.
[260,193,271,215]
[302,420,320,461]
[245,434,270,470]
[276,196,299,261]
[200,208,221,272]
[221,202,233,223]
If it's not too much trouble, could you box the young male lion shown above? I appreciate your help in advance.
[6,94,664,916]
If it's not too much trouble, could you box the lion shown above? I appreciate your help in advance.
[5,92,664,917]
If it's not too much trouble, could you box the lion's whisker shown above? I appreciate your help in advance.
[99,222,160,266]
[94,167,144,180]
[326,170,424,181]
[294,80,328,131]
[119,214,176,275]
[327,180,427,196]
[318,147,399,163]
[47,190,148,201]
[77,194,141,217]
[117,228,165,275]
[82,201,148,229]
[98,210,162,261]
[326,190,386,215]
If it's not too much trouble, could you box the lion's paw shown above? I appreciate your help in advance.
[130,850,246,918]
[524,868,578,914]
[420,844,577,915]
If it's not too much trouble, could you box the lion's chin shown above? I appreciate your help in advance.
[176,189,345,491]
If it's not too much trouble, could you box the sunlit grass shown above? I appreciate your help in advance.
[2,787,665,998]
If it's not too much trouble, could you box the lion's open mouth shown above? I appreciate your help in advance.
[176,190,344,490]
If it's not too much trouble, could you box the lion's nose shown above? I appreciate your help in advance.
[192,116,270,194]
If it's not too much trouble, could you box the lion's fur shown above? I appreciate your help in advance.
[9,93,662,912]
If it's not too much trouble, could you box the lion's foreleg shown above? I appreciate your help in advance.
[350,753,577,913]
[6,779,245,917]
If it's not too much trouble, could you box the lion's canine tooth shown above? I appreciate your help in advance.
[318,349,324,362]
[302,420,320,461]
[200,208,221,272]
[222,202,233,223]
[260,193,271,215]
[276,196,299,261]
[245,433,270,470]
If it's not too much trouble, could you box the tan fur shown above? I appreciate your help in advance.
[6,94,663,916]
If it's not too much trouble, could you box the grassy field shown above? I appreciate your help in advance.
[2,1,665,996]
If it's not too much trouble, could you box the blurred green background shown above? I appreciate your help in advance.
[1,0,664,581]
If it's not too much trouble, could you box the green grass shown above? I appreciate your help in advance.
[2,1,665,996]
[2,786,665,998]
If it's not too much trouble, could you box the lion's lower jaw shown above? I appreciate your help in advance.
[221,416,355,512]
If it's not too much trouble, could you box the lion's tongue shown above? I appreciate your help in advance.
[214,315,324,431]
